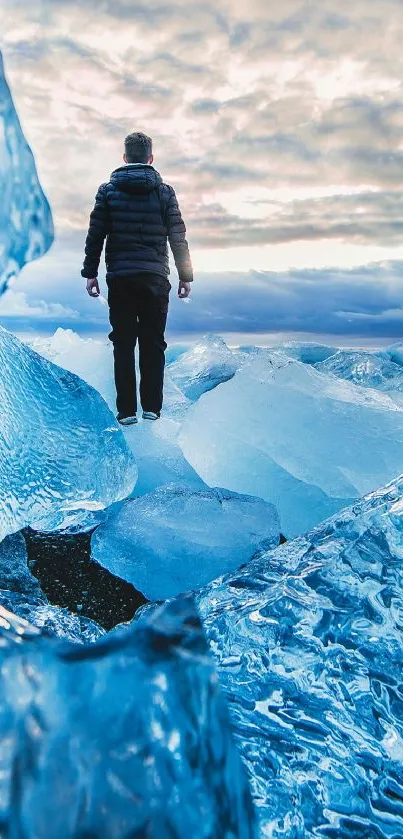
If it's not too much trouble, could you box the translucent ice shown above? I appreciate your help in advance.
[91,485,280,599]
[29,329,202,495]
[167,333,239,400]
[0,51,53,293]
[180,351,403,537]
[196,475,403,837]
[0,326,137,540]
[0,596,256,837]
[315,350,403,391]
[270,340,338,364]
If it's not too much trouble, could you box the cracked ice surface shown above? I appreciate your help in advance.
[0,327,137,540]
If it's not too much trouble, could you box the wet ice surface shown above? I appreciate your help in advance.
[91,485,280,600]
[0,596,256,839]
[0,51,53,293]
[196,476,403,838]
[180,350,403,537]
[0,327,137,540]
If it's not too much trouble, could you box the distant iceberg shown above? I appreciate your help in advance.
[0,50,53,294]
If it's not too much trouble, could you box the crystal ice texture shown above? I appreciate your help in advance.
[167,333,239,400]
[179,351,403,537]
[196,475,403,838]
[0,51,53,293]
[0,326,137,540]
[0,595,256,838]
[91,485,280,599]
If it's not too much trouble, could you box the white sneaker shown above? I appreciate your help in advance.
[117,413,138,425]
[142,411,160,421]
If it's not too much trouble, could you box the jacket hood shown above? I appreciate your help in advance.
[110,163,163,195]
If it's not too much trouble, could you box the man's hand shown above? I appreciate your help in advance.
[86,278,100,297]
[178,281,191,299]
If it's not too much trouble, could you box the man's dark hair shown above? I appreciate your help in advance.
[124,132,153,163]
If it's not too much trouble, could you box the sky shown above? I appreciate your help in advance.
[0,0,403,343]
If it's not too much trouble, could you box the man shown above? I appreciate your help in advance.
[81,131,193,425]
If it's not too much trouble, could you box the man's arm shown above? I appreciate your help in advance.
[81,183,108,289]
[164,186,193,295]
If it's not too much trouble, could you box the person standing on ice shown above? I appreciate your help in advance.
[81,131,193,425]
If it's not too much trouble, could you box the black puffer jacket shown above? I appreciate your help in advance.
[81,163,193,284]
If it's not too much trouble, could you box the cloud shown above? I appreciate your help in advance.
[0,289,79,319]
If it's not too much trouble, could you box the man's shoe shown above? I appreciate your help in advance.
[116,413,138,425]
[142,411,160,421]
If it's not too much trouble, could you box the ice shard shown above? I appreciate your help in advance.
[167,333,239,400]
[196,475,403,837]
[0,50,53,293]
[0,596,256,838]
[0,326,137,540]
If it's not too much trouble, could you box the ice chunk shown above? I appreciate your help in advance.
[196,475,403,837]
[0,596,256,837]
[179,351,403,536]
[0,326,137,540]
[315,350,403,391]
[0,51,53,293]
[0,532,41,597]
[377,341,403,367]
[91,485,280,599]
[29,329,202,494]
[167,333,239,400]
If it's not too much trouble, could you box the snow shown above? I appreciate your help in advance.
[0,326,137,540]
[179,350,403,536]
[0,51,53,293]
[91,485,280,599]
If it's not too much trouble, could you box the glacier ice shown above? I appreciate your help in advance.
[196,475,403,838]
[0,51,53,293]
[91,485,280,600]
[29,328,203,495]
[180,350,403,536]
[315,349,403,391]
[270,340,338,364]
[167,333,239,400]
[0,531,41,597]
[0,326,137,540]
[0,595,256,838]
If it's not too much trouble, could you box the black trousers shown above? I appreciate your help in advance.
[106,272,170,416]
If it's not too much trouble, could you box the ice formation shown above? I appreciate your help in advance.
[180,351,403,537]
[167,333,239,400]
[91,485,280,599]
[196,475,403,837]
[0,596,256,838]
[0,51,53,293]
[315,350,403,391]
[29,328,202,495]
[270,340,338,364]
[0,326,137,540]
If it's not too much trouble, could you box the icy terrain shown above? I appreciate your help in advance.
[91,486,280,599]
[0,51,53,293]
[0,596,255,838]
[315,350,403,391]
[180,350,403,536]
[196,475,403,837]
[0,326,137,539]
